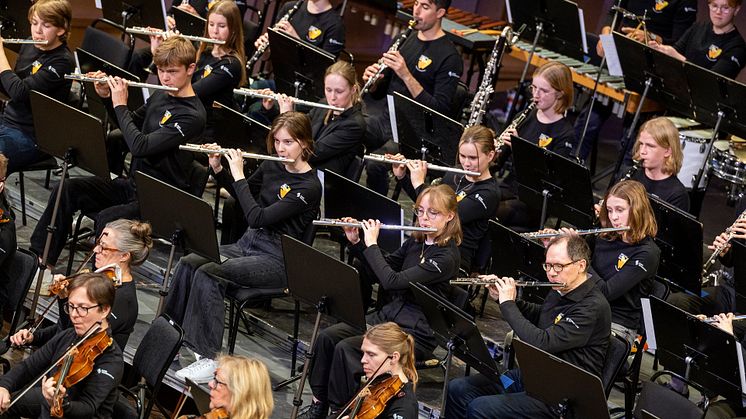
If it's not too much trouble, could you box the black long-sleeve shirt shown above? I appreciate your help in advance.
[401,173,499,270]
[192,52,243,140]
[608,0,697,45]
[591,236,661,330]
[673,22,746,79]
[373,34,463,117]
[0,42,74,138]
[0,328,123,419]
[213,160,321,239]
[0,194,17,308]
[500,278,611,377]
[307,103,365,174]
[109,91,206,191]
[630,170,690,213]
[277,0,345,55]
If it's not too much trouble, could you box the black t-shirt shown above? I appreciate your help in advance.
[0,42,74,138]
[591,236,661,330]
[610,0,697,45]
[376,380,419,419]
[674,22,746,79]
[192,51,243,140]
[375,34,463,117]
[277,0,345,55]
[631,170,690,213]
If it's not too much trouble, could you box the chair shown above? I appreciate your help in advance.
[0,249,40,367]
[344,155,365,183]
[451,81,470,120]
[116,315,184,419]
[80,26,131,70]
[633,375,704,419]
[17,156,58,226]
[602,332,631,399]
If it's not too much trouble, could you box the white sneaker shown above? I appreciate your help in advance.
[175,358,218,383]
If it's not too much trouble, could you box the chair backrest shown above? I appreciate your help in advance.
[601,332,631,398]
[133,315,184,389]
[187,160,210,198]
[471,231,493,274]
[2,248,39,334]
[633,381,703,419]
[344,155,365,183]
[451,81,470,119]
[650,278,670,301]
[81,26,130,69]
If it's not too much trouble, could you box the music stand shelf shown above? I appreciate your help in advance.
[268,27,335,103]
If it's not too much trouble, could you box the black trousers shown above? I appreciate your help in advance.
[30,177,139,265]
[0,385,45,418]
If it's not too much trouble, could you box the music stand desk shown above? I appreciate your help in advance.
[268,27,335,103]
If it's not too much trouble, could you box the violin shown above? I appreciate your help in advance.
[177,407,230,419]
[50,329,113,417]
[343,374,404,419]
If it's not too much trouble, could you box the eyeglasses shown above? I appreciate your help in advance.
[211,373,228,388]
[413,207,441,219]
[94,240,119,254]
[541,260,580,273]
[63,303,101,316]
[529,85,555,96]
[709,3,734,12]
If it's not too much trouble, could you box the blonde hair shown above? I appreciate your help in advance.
[29,0,72,42]
[634,117,683,175]
[217,355,273,419]
[532,62,574,114]
[412,184,462,246]
[197,0,247,85]
[153,37,197,68]
[105,219,153,266]
[364,322,418,389]
[599,180,658,244]
[325,61,361,105]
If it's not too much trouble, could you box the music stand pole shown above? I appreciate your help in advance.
[608,77,652,190]
[290,296,327,419]
[439,339,459,415]
[155,230,182,316]
[507,22,543,123]
[691,110,724,191]
[28,149,75,320]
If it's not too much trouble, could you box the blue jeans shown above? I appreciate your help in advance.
[163,228,286,358]
[444,370,556,419]
[0,123,44,173]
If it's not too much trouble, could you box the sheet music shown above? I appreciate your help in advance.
[736,342,746,404]
[95,0,102,8]
[505,0,513,24]
[600,34,624,77]
[387,94,399,143]
[317,170,325,218]
[641,298,657,352]
[578,8,588,54]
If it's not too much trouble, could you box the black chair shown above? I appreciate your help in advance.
[602,332,631,399]
[0,248,40,370]
[116,314,184,419]
[633,372,704,419]
[17,156,58,226]
[344,155,365,183]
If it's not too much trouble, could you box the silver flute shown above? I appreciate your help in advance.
[125,26,225,44]
[704,314,746,324]
[313,218,437,232]
[2,38,48,45]
[362,19,417,95]
[450,278,565,287]
[233,88,345,112]
[179,143,294,163]
[64,74,178,92]
[520,226,630,239]
[363,154,481,177]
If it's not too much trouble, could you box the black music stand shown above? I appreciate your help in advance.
[211,101,270,151]
[733,240,746,313]
[28,91,109,317]
[649,196,702,296]
[513,339,612,419]
[268,27,335,103]
[101,0,168,31]
[0,0,32,53]
[511,136,595,229]
[410,282,501,415]
[391,92,464,167]
[134,171,222,316]
[172,7,205,37]
[488,220,548,303]
[322,169,403,253]
[643,296,746,404]
[280,234,365,419]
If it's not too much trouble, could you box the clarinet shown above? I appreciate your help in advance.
[702,209,746,275]
[246,0,303,71]
[495,101,536,151]
[361,20,417,96]
[622,160,641,181]
[466,27,513,128]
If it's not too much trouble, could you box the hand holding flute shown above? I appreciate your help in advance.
[87,71,130,107]
[481,275,518,304]
[339,217,381,247]
[698,312,736,335]
[206,145,248,181]
[390,154,428,189]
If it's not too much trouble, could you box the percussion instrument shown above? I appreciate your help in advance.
[677,129,714,190]
[711,140,746,186]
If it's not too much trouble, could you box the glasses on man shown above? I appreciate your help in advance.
[63,303,101,316]
[541,260,580,273]
[413,207,441,219]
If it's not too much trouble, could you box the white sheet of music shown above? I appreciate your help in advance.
[736,343,746,403]
[577,9,588,54]
[641,298,657,352]
[600,34,624,77]
[387,94,399,144]
[505,0,513,25]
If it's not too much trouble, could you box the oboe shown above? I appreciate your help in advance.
[64,74,178,92]
[363,154,481,177]
[233,88,345,112]
[179,143,295,163]
[703,209,746,275]
[2,38,48,45]
[246,0,303,71]
[313,218,437,232]
[496,102,536,150]
[520,226,630,239]
[125,26,225,44]
[361,19,417,95]
[450,278,565,287]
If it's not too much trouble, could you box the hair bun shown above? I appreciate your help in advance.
[131,221,154,248]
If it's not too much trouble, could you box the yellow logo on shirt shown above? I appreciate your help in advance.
[31,60,42,75]
[160,110,172,125]
[203,65,213,78]
[554,313,564,324]
[417,55,432,71]
[307,26,322,41]
[616,253,629,271]
[208,0,217,9]
[708,45,723,61]
[654,0,669,12]
[538,134,553,148]
[279,183,291,199]
[456,191,466,202]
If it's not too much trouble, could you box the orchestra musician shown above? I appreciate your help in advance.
[177,355,274,419]
[336,322,419,419]
[0,154,17,316]
[28,36,206,271]
[0,273,123,418]
[0,0,74,174]
[393,125,500,271]
[299,184,460,419]
[363,0,463,196]
[497,61,577,230]
[444,235,611,418]
[11,219,153,352]
[164,112,321,383]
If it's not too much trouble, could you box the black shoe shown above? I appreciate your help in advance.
[298,400,328,419]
